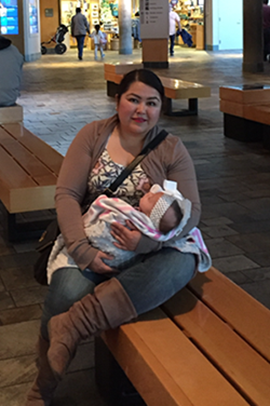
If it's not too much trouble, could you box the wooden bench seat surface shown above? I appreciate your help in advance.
[3,124,63,175]
[102,267,270,406]
[163,284,270,405]
[188,267,270,362]
[220,86,270,104]
[104,62,143,75]
[0,124,63,213]
[104,67,211,101]
[0,128,57,185]
[103,308,249,406]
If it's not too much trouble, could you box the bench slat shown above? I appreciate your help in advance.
[2,124,63,175]
[162,287,270,406]
[188,267,270,362]
[0,128,58,186]
[103,307,249,406]
[0,147,36,189]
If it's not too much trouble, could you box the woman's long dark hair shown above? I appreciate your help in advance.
[117,69,165,104]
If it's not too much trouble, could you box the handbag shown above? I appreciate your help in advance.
[33,129,168,285]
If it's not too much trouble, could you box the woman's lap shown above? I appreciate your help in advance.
[117,248,196,314]
[40,248,196,338]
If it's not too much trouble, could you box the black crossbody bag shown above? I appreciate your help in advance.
[34,129,168,285]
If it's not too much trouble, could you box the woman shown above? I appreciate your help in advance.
[26,69,201,405]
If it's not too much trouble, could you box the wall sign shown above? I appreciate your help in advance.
[45,8,54,18]
[140,0,169,39]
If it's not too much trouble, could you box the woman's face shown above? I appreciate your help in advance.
[116,81,162,138]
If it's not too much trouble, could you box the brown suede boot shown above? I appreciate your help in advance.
[25,335,58,406]
[47,277,137,380]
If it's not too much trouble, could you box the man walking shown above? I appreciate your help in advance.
[71,7,90,60]
[169,4,181,57]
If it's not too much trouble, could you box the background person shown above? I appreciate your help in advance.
[0,35,23,107]
[90,24,105,61]
[25,69,202,405]
[169,4,181,57]
[71,7,90,60]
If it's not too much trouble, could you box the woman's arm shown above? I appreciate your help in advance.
[55,123,101,270]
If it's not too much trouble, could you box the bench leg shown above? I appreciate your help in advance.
[163,97,198,116]
[263,125,270,149]
[224,114,264,142]
[6,213,55,242]
[0,202,56,242]
[107,81,119,98]
[95,337,146,406]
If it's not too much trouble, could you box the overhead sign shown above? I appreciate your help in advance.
[140,0,169,39]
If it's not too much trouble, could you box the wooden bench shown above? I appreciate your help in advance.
[0,104,23,124]
[220,85,270,148]
[95,266,270,406]
[0,123,63,240]
[104,62,143,98]
[104,64,211,117]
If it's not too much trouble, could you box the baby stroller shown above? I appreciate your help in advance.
[41,24,69,55]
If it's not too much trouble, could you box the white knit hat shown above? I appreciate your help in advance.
[149,180,191,236]
[149,194,176,230]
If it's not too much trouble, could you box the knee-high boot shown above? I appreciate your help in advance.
[47,277,137,380]
[25,335,58,406]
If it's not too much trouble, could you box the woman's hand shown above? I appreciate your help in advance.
[111,221,142,251]
[90,251,115,274]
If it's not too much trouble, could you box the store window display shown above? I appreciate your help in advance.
[171,0,204,50]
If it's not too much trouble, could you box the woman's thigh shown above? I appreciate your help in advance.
[117,248,196,315]
[41,267,96,339]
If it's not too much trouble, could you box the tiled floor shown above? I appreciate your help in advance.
[1,46,270,406]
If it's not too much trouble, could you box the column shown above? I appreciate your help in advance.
[140,0,169,69]
[118,0,133,55]
[243,0,263,73]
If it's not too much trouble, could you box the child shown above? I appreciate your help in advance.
[47,180,192,283]
[90,24,106,60]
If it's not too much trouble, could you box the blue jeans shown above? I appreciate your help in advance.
[169,34,176,56]
[75,35,85,59]
[40,248,196,340]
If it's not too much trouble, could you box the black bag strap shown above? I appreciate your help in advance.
[104,129,168,197]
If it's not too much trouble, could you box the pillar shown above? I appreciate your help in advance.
[140,0,169,69]
[118,0,132,55]
[242,0,263,73]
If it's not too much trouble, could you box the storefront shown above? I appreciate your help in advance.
[57,1,142,50]
[171,0,205,50]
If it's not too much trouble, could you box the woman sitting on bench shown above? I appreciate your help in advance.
[26,69,206,405]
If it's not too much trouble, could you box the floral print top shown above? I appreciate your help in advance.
[88,149,151,207]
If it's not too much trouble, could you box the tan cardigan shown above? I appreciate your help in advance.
[55,114,201,271]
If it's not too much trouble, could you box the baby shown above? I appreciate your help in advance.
[47,180,191,283]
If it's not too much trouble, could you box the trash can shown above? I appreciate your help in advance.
[111,39,119,50]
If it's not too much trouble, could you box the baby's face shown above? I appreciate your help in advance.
[139,192,164,216]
